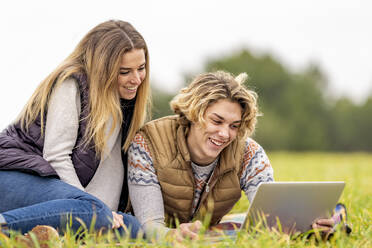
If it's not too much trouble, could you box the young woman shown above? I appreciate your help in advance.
[0,20,151,238]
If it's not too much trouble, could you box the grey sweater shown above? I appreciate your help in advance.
[43,78,123,211]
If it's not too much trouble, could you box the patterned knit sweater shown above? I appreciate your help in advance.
[128,132,274,237]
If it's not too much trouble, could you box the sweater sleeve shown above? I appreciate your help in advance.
[43,78,84,191]
[128,132,170,239]
[240,138,274,203]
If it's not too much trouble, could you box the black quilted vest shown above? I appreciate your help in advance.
[0,74,100,187]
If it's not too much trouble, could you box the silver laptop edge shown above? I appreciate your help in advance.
[242,181,345,233]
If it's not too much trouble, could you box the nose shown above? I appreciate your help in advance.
[218,125,230,139]
[130,71,141,85]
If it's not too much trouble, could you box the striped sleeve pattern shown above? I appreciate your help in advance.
[240,138,274,202]
[128,133,159,186]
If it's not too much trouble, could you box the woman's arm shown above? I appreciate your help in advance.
[43,78,84,191]
[240,138,274,202]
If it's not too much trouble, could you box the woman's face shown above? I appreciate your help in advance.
[117,49,146,100]
[187,99,242,165]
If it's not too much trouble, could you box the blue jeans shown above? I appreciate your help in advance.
[0,171,141,238]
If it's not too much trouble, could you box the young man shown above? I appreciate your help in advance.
[128,71,336,240]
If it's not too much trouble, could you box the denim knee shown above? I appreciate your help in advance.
[78,195,113,230]
[117,212,142,239]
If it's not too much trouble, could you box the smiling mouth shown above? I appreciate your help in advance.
[124,86,137,91]
[209,138,225,146]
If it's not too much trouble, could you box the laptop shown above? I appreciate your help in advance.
[211,181,345,236]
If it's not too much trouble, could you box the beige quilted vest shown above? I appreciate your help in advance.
[138,115,245,226]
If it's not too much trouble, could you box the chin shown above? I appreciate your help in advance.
[205,151,220,161]
[121,94,136,100]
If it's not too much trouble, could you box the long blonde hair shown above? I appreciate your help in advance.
[17,20,151,155]
[170,71,258,138]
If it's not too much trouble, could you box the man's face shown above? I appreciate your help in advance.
[187,99,242,165]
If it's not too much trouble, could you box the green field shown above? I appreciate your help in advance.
[229,152,372,247]
[1,152,371,247]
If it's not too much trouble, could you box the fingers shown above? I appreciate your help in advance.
[179,223,199,240]
[312,218,334,231]
[312,222,332,232]
[173,221,202,242]
[191,220,202,231]
[111,211,125,229]
[315,218,335,228]
[312,218,335,240]
[111,211,119,229]
[174,229,185,243]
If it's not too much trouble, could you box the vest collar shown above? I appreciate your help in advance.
[176,124,191,162]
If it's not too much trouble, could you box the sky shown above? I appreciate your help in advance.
[1,0,371,129]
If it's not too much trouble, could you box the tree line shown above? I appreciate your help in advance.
[151,49,372,152]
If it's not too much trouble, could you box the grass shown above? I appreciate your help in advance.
[1,152,371,247]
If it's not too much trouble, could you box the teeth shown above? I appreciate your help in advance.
[210,138,223,146]
[125,86,137,90]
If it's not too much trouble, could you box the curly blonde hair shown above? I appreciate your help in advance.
[170,71,259,138]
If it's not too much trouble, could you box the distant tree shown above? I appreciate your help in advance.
[328,97,357,150]
[151,86,174,120]
[151,48,372,152]
[202,49,330,150]
[329,96,372,151]
[357,97,372,151]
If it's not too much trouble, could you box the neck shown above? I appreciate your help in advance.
[191,157,219,167]
[120,97,136,106]
[186,128,215,166]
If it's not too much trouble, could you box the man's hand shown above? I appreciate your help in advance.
[111,211,125,229]
[169,220,202,242]
[312,218,335,240]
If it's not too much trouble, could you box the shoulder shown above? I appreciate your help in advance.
[246,137,259,146]
[52,77,79,96]
[129,132,153,167]
[241,137,270,168]
[136,116,183,167]
[244,137,261,153]
[60,77,79,90]
[141,115,179,130]
[48,77,80,112]
[239,138,274,192]
[131,132,150,151]
[139,115,180,142]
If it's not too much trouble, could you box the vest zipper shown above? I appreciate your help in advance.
[187,163,197,219]
[205,168,215,193]
[191,166,236,221]
[191,168,216,219]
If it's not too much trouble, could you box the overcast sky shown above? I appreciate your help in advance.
[1,0,371,129]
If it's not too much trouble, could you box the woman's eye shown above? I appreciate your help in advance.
[138,66,145,71]
[120,71,129,75]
